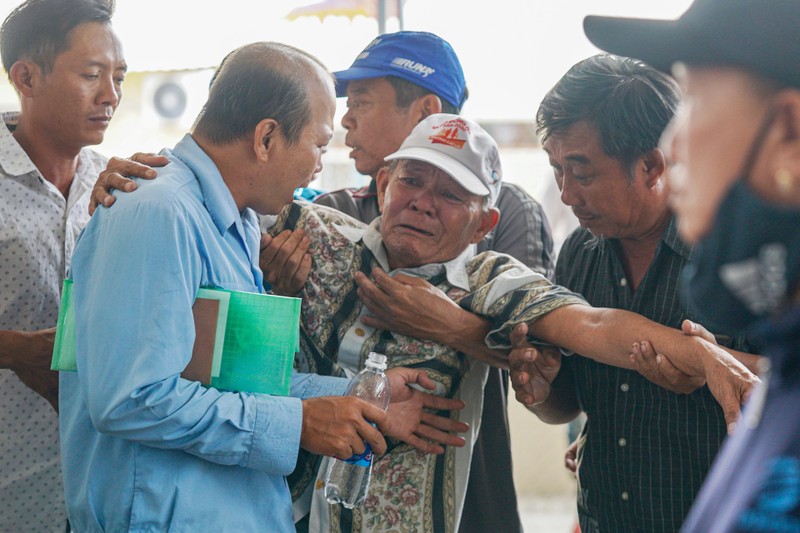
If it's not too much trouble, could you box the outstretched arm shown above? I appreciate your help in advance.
[527,304,759,430]
[678,319,763,374]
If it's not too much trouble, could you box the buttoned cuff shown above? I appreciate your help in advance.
[246,394,303,475]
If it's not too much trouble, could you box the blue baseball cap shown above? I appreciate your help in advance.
[333,31,468,110]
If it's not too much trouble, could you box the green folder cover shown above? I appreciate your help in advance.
[51,279,300,396]
[51,279,77,373]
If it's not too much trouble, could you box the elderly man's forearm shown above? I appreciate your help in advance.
[528,305,718,377]
[440,311,509,368]
[724,348,763,374]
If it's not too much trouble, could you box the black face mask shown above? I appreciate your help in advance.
[680,108,800,335]
[680,180,800,335]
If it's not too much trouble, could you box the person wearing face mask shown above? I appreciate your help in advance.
[583,0,800,531]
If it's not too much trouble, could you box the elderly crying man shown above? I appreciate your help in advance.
[266,113,758,533]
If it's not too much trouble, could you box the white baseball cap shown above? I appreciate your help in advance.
[384,114,502,206]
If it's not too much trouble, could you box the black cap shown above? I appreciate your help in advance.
[584,0,800,88]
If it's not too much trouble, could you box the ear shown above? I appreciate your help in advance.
[760,90,800,203]
[413,93,443,122]
[376,165,391,212]
[9,61,38,97]
[639,148,667,190]
[469,207,500,244]
[771,90,800,149]
[253,118,279,162]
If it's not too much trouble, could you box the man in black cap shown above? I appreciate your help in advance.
[582,1,800,532]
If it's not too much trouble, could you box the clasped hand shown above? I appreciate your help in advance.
[300,367,467,460]
[508,323,562,407]
[628,319,760,433]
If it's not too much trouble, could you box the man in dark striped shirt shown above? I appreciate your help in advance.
[527,55,752,532]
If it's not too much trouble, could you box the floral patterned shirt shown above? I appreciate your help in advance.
[264,201,586,533]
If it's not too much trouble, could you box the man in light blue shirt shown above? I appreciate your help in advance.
[59,41,444,532]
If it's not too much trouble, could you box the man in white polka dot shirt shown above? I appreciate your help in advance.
[0,0,126,531]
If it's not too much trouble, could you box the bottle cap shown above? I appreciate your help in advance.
[365,352,387,370]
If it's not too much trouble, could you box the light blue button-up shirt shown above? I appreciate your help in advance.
[60,134,348,532]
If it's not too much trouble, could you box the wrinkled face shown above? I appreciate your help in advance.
[340,77,422,178]
[660,65,773,244]
[378,160,496,269]
[261,70,335,214]
[543,120,654,239]
[29,21,126,152]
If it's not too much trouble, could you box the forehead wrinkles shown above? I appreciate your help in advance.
[394,160,460,187]
[397,159,438,175]
[392,160,484,211]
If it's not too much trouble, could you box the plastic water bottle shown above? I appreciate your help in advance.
[324,352,390,508]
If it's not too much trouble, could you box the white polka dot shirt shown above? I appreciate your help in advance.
[0,112,106,532]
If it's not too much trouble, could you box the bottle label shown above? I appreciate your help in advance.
[343,421,377,467]
[344,444,373,467]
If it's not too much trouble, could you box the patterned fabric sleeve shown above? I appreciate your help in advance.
[266,200,365,237]
[458,251,588,349]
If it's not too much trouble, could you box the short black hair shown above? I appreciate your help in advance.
[537,54,679,172]
[385,75,467,115]
[1,0,115,79]
[193,42,330,145]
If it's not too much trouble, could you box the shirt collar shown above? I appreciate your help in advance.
[336,216,474,291]
[0,112,41,177]
[661,216,692,259]
[170,134,243,236]
[588,214,692,260]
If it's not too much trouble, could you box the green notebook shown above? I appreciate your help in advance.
[51,279,300,396]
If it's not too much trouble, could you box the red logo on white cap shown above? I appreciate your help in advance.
[428,118,470,149]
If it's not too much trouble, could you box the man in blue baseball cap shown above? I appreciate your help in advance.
[305,31,555,533]
[333,30,467,114]
[239,30,553,533]
[314,31,470,217]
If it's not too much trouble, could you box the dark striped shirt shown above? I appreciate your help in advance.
[557,218,746,533]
